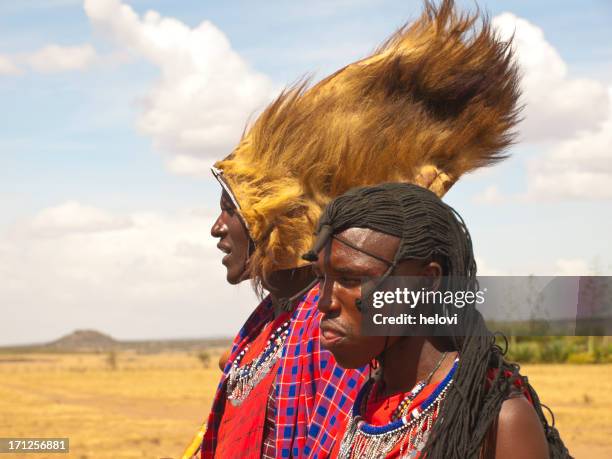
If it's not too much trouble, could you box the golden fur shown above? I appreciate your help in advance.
[215,0,521,286]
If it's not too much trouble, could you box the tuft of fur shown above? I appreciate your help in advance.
[216,0,521,287]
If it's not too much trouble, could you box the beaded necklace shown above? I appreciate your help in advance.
[226,318,290,406]
[339,358,459,459]
[225,280,318,407]
[388,352,448,421]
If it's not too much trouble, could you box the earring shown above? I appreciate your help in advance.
[368,358,379,379]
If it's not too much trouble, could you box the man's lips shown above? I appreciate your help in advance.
[217,242,231,255]
[217,242,232,264]
[320,320,345,346]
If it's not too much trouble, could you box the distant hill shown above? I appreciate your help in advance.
[47,329,118,352]
[0,329,232,354]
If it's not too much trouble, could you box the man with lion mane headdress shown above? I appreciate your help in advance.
[183,1,568,457]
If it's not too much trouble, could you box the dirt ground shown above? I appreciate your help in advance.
[520,364,612,459]
[0,353,610,458]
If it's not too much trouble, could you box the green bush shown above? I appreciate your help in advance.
[106,350,118,370]
[538,340,573,363]
[197,350,211,368]
[506,341,539,363]
[504,336,612,364]
[593,344,612,363]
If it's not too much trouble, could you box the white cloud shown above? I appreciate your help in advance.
[542,259,610,276]
[26,201,133,237]
[0,54,21,75]
[476,257,506,276]
[25,43,98,73]
[524,90,612,200]
[476,257,611,277]
[466,15,612,202]
[84,0,277,174]
[554,258,596,276]
[166,154,213,177]
[0,202,257,345]
[0,44,105,76]
[473,185,506,205]
[493,13,609,143]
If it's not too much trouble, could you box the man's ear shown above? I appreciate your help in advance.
[421,261,443,291]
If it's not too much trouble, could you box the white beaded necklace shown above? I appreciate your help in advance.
[226,319,290,406]
[339,358,458,459]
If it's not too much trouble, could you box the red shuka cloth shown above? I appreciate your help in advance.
[214,312,290,458]
[200,287,367,458]
[365,381,440,428]
[331,368,533,458]
[330,380,441,458]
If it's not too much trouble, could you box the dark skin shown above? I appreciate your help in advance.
[210,192,252,285]
[313,227,549,459]
[211,191,314,367]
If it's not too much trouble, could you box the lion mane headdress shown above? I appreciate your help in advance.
[212,0,520,287]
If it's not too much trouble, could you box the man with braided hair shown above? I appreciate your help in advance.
[307,182,570,458]
[183,0,522,457]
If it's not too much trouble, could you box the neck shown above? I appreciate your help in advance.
[265,265,315,317]
[377,337,457,396]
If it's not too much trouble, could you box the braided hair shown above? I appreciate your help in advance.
[304,183,570,458]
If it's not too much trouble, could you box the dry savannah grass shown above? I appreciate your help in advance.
[0,352,610,459]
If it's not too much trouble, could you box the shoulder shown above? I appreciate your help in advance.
[492,396,549,459]
[292,284,322,326]
[240,294,274,334]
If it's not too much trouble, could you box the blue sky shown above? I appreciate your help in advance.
[1,0,610,345]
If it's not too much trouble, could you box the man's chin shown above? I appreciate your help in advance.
[226,268,250,285]
[226,272,243,285]
[330,352,365,370]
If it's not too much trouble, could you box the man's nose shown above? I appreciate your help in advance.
[211,214,227,238]
[316,278,339,314]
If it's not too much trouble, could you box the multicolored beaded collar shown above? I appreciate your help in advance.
[338,358,459,459]
[226,319,290,406]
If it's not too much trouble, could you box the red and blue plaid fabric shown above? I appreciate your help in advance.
[274,285,367,458]
[200,294,275,458]
[200,285,367,458]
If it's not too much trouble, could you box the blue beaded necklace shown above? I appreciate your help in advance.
[339,358,459,458]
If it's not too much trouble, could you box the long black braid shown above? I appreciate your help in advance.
[303,183,570,458]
